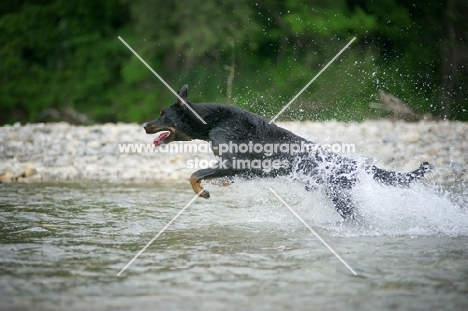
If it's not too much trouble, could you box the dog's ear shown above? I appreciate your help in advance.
[176,85,189,110]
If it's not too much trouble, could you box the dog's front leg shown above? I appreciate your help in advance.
[190,168,235,199]
[190,171,211,199]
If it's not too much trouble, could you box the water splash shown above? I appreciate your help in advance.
[221,174,468,238]
[351,176,468,237]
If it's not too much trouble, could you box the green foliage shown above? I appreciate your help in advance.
[0,0,130,123]
[283,0,376,36]
[0,0,466,124]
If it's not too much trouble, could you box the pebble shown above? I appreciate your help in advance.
[0,121,466,184]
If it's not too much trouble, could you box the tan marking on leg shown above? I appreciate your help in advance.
[190,174,210,199]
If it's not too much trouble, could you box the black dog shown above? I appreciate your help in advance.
[144,85,431,219]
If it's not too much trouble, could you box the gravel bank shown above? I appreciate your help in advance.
[0,121,466,184]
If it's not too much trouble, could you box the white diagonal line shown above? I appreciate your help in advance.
[118,36,207,125]
[269,37,356,124]
[268,188,357,275]
[117,189,204,276]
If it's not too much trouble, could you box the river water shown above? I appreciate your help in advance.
[1,179,467,310]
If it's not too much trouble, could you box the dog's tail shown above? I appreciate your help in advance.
[371,162,432,187]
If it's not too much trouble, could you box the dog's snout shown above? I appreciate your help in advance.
[143,122,154,133]
[143,121,162,134]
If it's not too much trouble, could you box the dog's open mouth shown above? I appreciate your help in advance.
[152,131,171,147]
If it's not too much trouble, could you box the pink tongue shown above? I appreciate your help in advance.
[153,131,170,147]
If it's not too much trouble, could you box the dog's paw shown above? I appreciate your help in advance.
[199,189,210,199]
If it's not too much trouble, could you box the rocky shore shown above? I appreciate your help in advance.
[0,120,466,185]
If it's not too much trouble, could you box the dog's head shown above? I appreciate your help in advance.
[144,85,198,146]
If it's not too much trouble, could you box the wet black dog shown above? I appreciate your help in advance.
[144,85,431,219]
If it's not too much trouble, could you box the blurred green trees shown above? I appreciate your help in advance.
[0,0,466,124]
